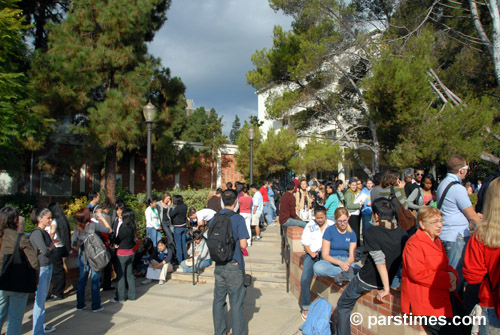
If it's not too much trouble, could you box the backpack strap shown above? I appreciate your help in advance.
[437,181,460,210]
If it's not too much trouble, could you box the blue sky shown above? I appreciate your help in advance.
[148,0,292,135]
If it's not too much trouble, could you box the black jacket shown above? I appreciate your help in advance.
[114,223,136,250]
[169,204,188,227]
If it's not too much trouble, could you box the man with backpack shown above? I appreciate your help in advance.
[436,154,481,297]
[208,189,250,335]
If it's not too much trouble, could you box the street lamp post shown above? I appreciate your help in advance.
[248,127,255,186]
[143,101,157,201]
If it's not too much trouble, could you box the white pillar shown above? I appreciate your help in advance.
[79,164,86,193]
[174,173,180,189]
[338,147,346,182]
[216,150,222,189]
[129,154,135,193]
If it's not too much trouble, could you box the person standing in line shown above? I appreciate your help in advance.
[159,193,174,246]
[169,195,188,264]
[324,182,340,221]
[113,209,137,302]
[0,207,39,335]
[211,189,249,335]
[86,191,100,211]
[295,178,314,222]
[238,186,253,246]
[464,178,500,334]
[145,198,162,248]
[30,209,57,334]
[46,204,71,301]
[344,178,363,247]
[267,179,277,223]
[361,178,374,236]
[436,154,481,297]
[250,184,263,241]
[72,207,112,311]
[260,181,274,226]
[207,188,223,212]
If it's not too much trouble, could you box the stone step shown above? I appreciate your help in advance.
[244,259,286,271]
[169,272,287,290]
[201,266,286,279]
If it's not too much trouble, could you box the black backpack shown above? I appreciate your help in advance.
[206,212,236,263]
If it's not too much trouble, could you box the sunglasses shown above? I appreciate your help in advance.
[415,173,424,176]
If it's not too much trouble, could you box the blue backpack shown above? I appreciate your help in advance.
[301,297,333,335]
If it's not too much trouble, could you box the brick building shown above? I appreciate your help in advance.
[0,141,244,204]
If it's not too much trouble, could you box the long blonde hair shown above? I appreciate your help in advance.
[334,207,352,233]
[475,178,500,248]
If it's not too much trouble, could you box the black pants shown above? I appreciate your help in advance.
[349,214,361,247]
[50,247,68,297]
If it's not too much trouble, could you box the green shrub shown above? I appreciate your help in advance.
[0,193,39,233]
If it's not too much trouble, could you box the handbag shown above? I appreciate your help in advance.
[0,233,37,293]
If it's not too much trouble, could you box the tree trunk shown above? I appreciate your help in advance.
[105,144,117,205]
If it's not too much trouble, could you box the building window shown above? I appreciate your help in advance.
[282,118,289,126]
[40,173,72,196]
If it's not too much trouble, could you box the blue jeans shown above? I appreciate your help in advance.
[283,218,307,228]
[361,214,372,235]
[300,253,319,311]
[33,264,52,335]
[0,290,29,335]
[77,256,102,310]
[213,262,247,335]
[174,227,187,264]
[181,259,211,273]
[480,306,500,335]
[313,256,348,278]
[262,203,274,225]
[336,275,373,335]
[269,197,277,219]
[442,234,469,297]
[146,227,162,248]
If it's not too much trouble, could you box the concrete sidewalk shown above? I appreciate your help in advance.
[12,272,304,335]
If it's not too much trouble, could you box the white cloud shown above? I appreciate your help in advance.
[148,0,292,134]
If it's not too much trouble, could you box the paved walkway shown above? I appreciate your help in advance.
[10,225,305,335]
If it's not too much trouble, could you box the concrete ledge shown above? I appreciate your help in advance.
[286,226,427,335]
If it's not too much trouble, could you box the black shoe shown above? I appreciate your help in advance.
[102,286,115,291]
[47,295,63,302]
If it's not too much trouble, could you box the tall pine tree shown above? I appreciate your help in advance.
[33,0,171,204]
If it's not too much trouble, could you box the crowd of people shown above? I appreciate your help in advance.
[0,153,500,335]
[293,154,500,335]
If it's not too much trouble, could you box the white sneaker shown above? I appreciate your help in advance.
[159,280,165,285]
[176,267,184,273]
[92,306,104,313]
[141,279,152,284]
[44,325,56,333]
[254,236,261,241]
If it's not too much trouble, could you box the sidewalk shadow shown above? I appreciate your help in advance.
[243,286,262,329]
[20,290,123,335]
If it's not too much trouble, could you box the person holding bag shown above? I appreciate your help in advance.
[30,208,57,334]
[0,206,39,335]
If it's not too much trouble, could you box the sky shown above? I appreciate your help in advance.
[148,0,292,135]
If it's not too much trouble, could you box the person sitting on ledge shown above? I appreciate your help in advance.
[334,198,408,335]
[313,207,357,285]
[299,206,334,321]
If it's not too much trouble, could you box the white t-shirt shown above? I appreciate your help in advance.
[196,209,216,222]
[45,219,64,248]
[300,219,335,253]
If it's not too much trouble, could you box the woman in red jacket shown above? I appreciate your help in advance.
[401,206,460,335]
[464,177,500,334]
